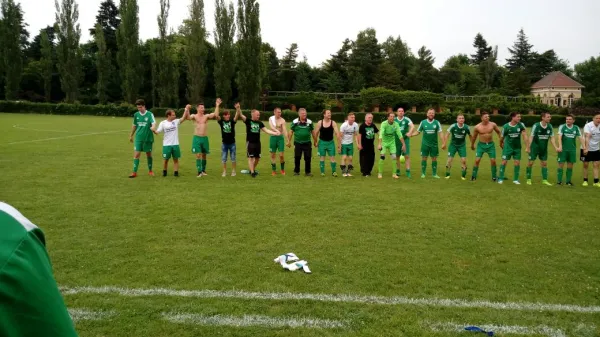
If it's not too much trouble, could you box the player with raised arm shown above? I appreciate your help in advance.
[411,108,443,178]
[129,99,156,178]
[394,108,415,178]
[358,113,379,176]
[288,108,317,176]
[526,112,558,186]
[498,112,528,185]
[557,114,584,186]
[442,114,472,180]
[237,108,280,178]
[268,108,289,176]
[378,112,405,179]
[470,112,501,181]
[314,109,340,177]
[581,114,600,187]
[338,113,359,177]
[153,106,188,177]
[216,103,239,177]
[188,99,221,177]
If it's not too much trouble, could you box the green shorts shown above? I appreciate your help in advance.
[448,144,467,158]
[192,135,210,154]
[340,144,354,156]
[134,141,153,153]
[476,142,496,158]
[269,135,285,153]
[528,144,548,161]
[381,142,397,156]
[420,145,439,157]
[162,145,181,160]
[558,150,577,164]
[318,140,335,157]
[502,146,521,160]
[395,137,410,156]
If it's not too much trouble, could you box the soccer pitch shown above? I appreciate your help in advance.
[0,113,599,337]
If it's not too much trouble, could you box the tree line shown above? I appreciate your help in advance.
[1,0,599,109]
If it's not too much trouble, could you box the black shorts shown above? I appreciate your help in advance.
[247,141,261,158]
[580,149,600,162]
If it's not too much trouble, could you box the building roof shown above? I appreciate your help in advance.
[531,71,584,89]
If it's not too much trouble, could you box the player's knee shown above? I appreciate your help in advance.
[380,155,385,160]
[391,154,397,160]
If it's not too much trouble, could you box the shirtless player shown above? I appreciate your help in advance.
[188,99,221,177]
[470,112,501,181]
[268,108,289,176]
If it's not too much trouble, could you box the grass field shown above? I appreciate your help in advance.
[0,113,599,337]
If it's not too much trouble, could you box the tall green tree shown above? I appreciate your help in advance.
[294,58,312,92]
[1,0,25,100]
[261,42,279,91]
[94,23,112,104]
[117,0,140,103]
[480,45,500,91]
[25,26,55,61]
[40,30,54,102]
[280,43,298,91]
[184,0,207,104]
[381,35,414,89]
[528,49,573,81]
[214,0,235,104]
[322,39,351,92]
[408,46,439,92]
[89,0,120,54]
[348,28,382,90]
[236,0,262,107]
[506,28,533,71]
[470,33,492,65]
[374,60,402,90]
[575,56,600,97]
[54,0,81,103]
[154,0,178,107]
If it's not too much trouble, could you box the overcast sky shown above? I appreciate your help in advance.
[19,0,600,68]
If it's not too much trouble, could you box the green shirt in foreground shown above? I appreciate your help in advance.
[447,123,471,147]
[558,124,582,151]
[530,122,554,148]
[501,122,527,149]
[133,110,156,142]
[290,118,314,144]
[417,119,442,147]
[0,202,78,337]
[380,121,403,145]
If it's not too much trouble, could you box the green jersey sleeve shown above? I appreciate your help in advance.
[417,121,424,133]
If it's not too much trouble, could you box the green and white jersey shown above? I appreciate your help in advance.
[290,118,314,144]
[380,121,403,145]
[156,119,181,146]
[501,122,527,149]
[132,110,156,142]
[530,122,554,148]
[0,202,78,337]
[558,124,582,151]
[447,123,471,147]
[394,117,413,140]
[417,119,442,147]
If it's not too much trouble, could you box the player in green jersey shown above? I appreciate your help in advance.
[411,108,443,178]
[499,112,528,184]
[442,114,472,180]
[525,112,558,186]
[378,112,405,179]
[394,108,415,177]
[129,99,156,178]
[557,114,585,186]
[0,202,78,337]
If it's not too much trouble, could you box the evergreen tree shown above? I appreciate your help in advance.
[280,43,298,91]
[381,35,414,89]
[236,0,262,108]
[184,0,207,104]
[214,0,235,104]
[470,33,492,65]
[294,58,312,92]
[95,23,112,104]
[506,28,533,71]
[117,0,140,104]
[348,28,382,89]
[1,0,24,100]
[89,0,120,54]
[40,29,54,102]
[54,0,81,103]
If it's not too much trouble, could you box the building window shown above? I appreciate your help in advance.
[550,99,554,105]
[563,100,567,106]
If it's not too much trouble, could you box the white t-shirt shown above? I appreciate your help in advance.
[156,119,181,146]
[340,121,359,145]
[583,122,600,152]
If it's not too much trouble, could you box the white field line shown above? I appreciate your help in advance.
[6,130,129,145]
[12,124,71,133]
[60,286,600,314]
[428,321,566,337]
[68,308,115,322]
[162,313,348,329]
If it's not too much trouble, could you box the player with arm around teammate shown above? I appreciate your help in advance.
[556,114,585,186]
[498,112,528,185]
[216,103,239,177]
[442,114,472,180]
[238,108,280,178]
[152,106,188,177]
[525,112,558,186]
[470,112,501,181]
[268,108,289,176]
[394,108,415,178]
[378,112,405,179]
[187,99,221,177]
[338,113,360,177]
[581,114,600,187]
[411,108,443,178]
[314,109,340,177]
[129,99,156,178]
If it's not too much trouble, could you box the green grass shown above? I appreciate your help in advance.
[0,113,599,337]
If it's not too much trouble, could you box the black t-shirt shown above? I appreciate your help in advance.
[245,119,265,143]
[218,119,237,144]
[359,123,379,147]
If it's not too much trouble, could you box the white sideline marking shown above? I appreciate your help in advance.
[162,312,347,329]
[68,308,115,322]
[428,321,566,337]
[60,286,600,314]
[7,130,128,145]
[12,124,71,133]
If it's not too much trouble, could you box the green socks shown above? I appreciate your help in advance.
[405,169,411,178]
[514,165,520,181]
[542,167,548,180]
[196,159,203,173]
[446,166,451,177]
[421,160,427,175]
[461,166,467,178]
[396,168,401,175]
[566,168,573,183]
[330,162,336,173]
[392,161,398,175]
[147,156,153,171]
[491,165,497,179]
[202,159,207,172]
[320,161,325,174]
[472,166,479,179]
[378,159,385,174]
[281,162,285,171]
[557,168,563,183]
[133,158,140,173]
[432,161,438,176]
[526,166,532,179]
[499,165,506,180]
[272,163,277,172]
